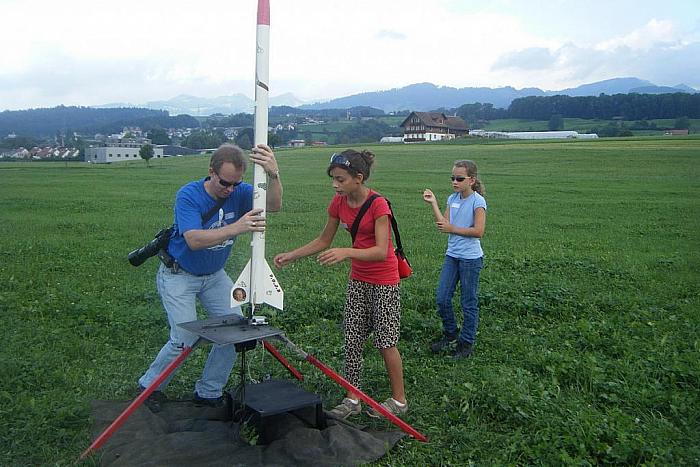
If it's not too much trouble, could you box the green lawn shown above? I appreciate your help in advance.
[1,137,698,465]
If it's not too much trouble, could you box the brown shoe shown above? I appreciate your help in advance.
[367,398,408,418]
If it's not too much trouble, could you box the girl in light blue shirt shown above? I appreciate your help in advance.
[423,160,486,358]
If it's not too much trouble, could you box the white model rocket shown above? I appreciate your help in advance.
[232,0,284,313]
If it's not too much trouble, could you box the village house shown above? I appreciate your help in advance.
[0,146,80,160]
[400,112,468,142]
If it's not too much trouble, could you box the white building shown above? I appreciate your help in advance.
[380,136,404,143]
[469,130,598,139]
[85,139,164,164]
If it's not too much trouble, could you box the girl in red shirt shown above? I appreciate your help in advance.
[274,149,407,419]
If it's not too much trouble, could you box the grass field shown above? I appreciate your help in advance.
[1,137,699,465]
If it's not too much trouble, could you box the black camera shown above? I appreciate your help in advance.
[128,227,173,267]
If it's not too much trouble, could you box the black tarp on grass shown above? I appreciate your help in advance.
[89,399,405,466]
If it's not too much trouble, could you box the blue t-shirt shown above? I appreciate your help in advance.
[445,191,487,259]
[167,177,253,275]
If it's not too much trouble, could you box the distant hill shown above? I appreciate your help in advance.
[301,78,697,112]
[0,106,199,139]
[552,77,653,96]
[88,77,697,116]
[95,93,305,116]
[300,82,545,111]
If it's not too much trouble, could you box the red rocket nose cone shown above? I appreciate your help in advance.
[257,0,270,25]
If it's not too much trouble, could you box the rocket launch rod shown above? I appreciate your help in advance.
[274,335,429,443]
[79,339,201,461]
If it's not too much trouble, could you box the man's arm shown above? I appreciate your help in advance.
[183,208,266,250]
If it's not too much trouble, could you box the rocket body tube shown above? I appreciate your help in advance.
[233,0,283,312]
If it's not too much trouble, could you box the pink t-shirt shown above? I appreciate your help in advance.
[328,192,399,285]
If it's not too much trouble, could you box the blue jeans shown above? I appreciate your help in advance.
[436,255,483,344]
[138,264,242,398]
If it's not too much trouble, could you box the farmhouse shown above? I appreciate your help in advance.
[400,112,468,142]
[85,137,164,164]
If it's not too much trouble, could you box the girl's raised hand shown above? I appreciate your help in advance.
[423,189,436,203]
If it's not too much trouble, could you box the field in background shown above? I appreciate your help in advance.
[295,117,699,144]
[0,138,698,464]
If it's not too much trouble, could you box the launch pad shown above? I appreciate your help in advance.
[180,314,325,438]
[178,313,283,346]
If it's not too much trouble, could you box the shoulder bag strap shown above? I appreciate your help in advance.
[385,198,404,252]
[350,194,380,244]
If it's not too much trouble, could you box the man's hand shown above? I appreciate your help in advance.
[236,208,266,233]
[249,144,279,178]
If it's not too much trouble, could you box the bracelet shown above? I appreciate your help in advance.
[268,170,279,179]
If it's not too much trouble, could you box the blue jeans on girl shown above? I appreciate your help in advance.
[436,255,483,344]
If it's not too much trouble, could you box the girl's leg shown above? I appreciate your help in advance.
[380,346,406,403]
[436,255,460,335]
[458,257,483,344]
[342,280,372,400]
[372,284,405,402]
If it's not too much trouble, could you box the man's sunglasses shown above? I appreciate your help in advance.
[451,176,468,182]
[216,172,242,188]
[329,153,351,167]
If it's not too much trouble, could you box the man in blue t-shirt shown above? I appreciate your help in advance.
[138,143,283,409]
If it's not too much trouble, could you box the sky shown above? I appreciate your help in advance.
[1,0,699,111]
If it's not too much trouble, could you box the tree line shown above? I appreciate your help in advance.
[455,92,699,124]
[0,106,199,138]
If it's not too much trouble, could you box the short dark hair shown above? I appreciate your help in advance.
[210,144,247,173]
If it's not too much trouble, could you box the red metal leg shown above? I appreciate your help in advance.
[79,341,199,461]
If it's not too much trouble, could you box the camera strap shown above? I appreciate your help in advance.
[159,197,228,269]
[201,197,228,224]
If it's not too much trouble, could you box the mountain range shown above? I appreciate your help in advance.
[96,77,697,116]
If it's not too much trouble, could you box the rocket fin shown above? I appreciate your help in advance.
[259,259,284,311]
[231,260,251,307]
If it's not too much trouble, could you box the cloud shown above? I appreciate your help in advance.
[597,19,678,51]
[1,0,698,109]
[375,30,407,40]
[487,18,700,90]
[492,47,558,71]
